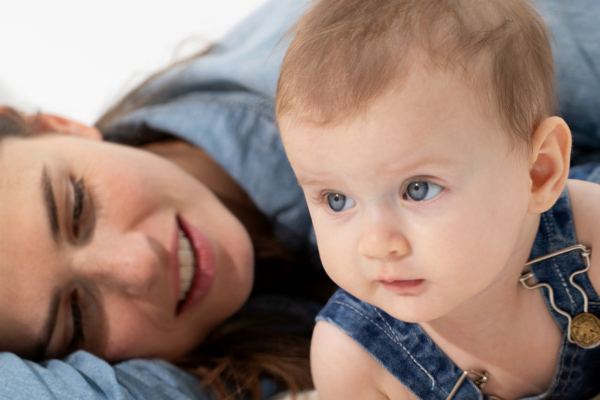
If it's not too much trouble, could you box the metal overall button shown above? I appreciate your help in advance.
[520,244,600,349]
[447,244,599,400]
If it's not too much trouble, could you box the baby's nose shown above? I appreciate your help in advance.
[358,216,409,261]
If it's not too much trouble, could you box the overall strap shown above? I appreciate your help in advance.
[317,289,494,400]
[521,188,600,399]
[528,188,600,331]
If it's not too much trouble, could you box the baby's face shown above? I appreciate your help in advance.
[281,69,539,323]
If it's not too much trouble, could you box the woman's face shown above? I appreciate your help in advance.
[0,131,254,361]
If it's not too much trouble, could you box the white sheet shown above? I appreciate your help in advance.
[0,0,267,125]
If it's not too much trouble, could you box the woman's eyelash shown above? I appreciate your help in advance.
[68,291,85,351]
[72,178,85,237]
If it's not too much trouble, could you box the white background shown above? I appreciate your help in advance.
[0,0,268,125]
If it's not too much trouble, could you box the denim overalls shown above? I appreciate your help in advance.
[317,174,600,399]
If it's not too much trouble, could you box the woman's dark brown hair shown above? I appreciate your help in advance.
[0,50,334,400]
[0,107,40,138]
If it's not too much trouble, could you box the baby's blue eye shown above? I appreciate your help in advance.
[405,181,443,201]
[326,193,355,212]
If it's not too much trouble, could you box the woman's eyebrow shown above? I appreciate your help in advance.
[42,166,61,244]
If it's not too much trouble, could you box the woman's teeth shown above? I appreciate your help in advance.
[178,228,196,301]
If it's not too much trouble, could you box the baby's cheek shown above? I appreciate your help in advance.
[314,218,361,283]
[314,224,339,258]
[320,248,343,277]
[319,243,349,282]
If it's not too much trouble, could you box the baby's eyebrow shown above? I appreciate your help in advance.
[42,166,61,244]
[296,175,339,187]
[296,177,316,187]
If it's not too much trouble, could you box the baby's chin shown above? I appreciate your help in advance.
[365,287,465,324]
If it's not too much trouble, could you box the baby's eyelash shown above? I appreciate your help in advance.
[315,191,345,206]
[401,178,445,202]
[314,191,331,205]
[401,178,426,193]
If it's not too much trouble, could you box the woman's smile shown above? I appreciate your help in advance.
[0,133,254,361]
[175,216,216,316]
[175,223,195,304]
[169,219,198,313]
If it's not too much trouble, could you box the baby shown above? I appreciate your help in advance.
[276,0,600,399]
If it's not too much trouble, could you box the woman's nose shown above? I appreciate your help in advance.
[357,211,409,262]
[75,231,162,296]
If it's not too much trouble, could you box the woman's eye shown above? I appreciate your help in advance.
[68,291,85,352]
[72,178,85,237]
[326,193,356,212]
[405,181,443,202]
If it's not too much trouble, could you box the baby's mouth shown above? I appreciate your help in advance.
[177,227,197,303]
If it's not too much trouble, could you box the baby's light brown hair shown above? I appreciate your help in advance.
[276,0,557,148]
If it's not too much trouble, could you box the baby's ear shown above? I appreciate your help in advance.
[32,113,102,140]
[528,116,571,213]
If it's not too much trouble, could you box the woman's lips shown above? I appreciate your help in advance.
[175,216,216,315]
[379,279,424,292]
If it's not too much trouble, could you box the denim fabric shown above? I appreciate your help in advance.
[569,163,600,185]
[0,351,212,400]
[318,291,487,399]
[524,192,600,400]
[538,1,600,163]
[318,184,600,399]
